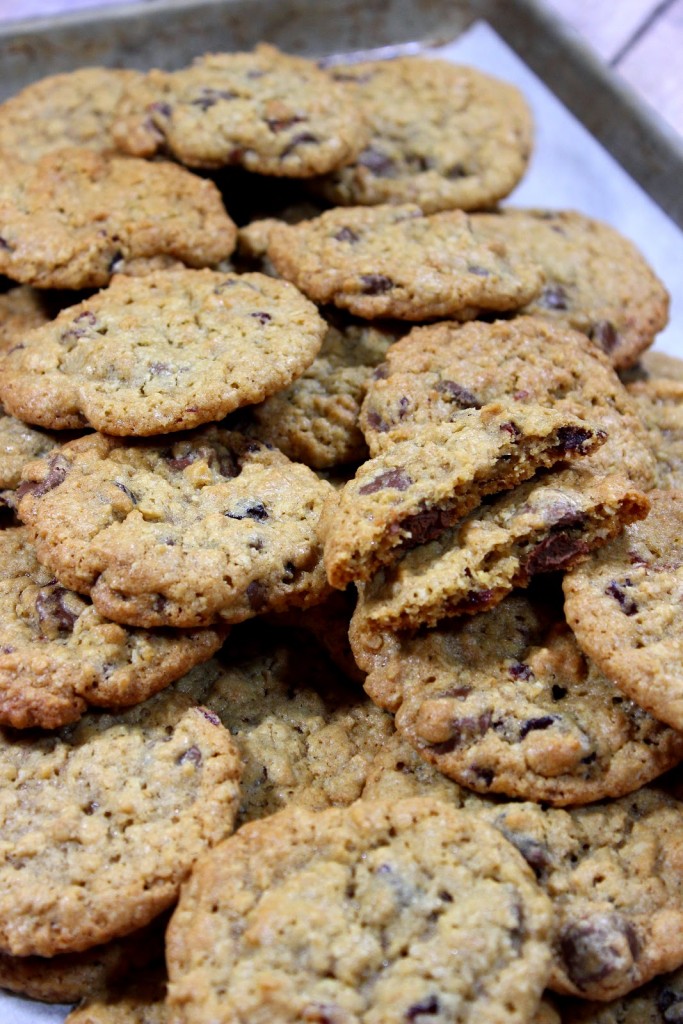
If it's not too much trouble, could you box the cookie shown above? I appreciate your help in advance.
[317,56,532,212]
[194,624,397,824]
[0,405,60,492]
[626,377,683,489]
[558,965,683,1021]
[0,68,143,163]
[65,965,168,1024]
[244,315,402,467]
[17,429,333,627]
[563,489,683,732]
[355,471,649,632]
[166,799,553,1024]
[0,148,236,289]
[361,317,655,488]
[112,45,367,176]
[631,349,683,383]
[322,402,607,589]
[266,204,545,319]
[472,210,669,369]
[0,525,226,729]
[352,586,683,805]
[0,284,63,353]
[0,269,326,435]
[476,788,683,1001]
[0,685,242,956]
[0,918,165,1004]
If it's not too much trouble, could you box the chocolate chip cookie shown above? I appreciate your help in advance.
[0,686,242,957]
[318,56,532,212]
[626,376,683,489]
[112,44,367,176]
[17,429,333,627]
[564,489,683,731]
[323,403,606,588]
[0,148,236,289]
[166,799,553,1024]
[0,269,326,435]
[472,210,669,369]
[0,525,226,729]
[266,204,545,320]
[353,586,683,805]
[0,67,144,163]
[361,317,655,488]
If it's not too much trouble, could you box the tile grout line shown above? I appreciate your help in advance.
[609,0,678,66]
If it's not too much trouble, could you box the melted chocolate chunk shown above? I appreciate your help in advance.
[525,532,590,576]
[178,745,202,766]
[364,409,390,432]
[358,468,412,495]
[509,661,534,681]
[359,274,394,295]
[605,581,638,616]
[519,715,557,739]
[559,915,640,990]
[430,712,492,755]
[539,284,569,310]
[16,454,70,502]
[500,421,522,438]
[405,995,440,1020]
[434,380,480,408]
[556,425,599,453]
[246,579,269,611]
[35,587,78,634]
[399,506,460,549]
[225,501,268,522]
[333,227,359,243]
[499,829,552,879]
[590,320,619,353]
[357,147,396,177]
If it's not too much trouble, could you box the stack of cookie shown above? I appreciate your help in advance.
[0,41,680,1024]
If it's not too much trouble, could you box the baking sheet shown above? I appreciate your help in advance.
[2,18,683,1023]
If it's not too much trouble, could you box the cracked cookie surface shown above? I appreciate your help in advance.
[0,148,236,289]
[317,56,532,212]
[112,44,366,176]
[166,798,552,1024]
[0,269,326,435]
[17,429,333,628]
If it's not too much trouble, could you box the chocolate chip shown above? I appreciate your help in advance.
[499,829,552,878]
[359,274,394,295]
[178,745,202,766]
[266,114,305,133]
[472,765,495,786]
[430,712,492,755]
[281,132,319,158]
[246,579,268,611]
[18,454,70,501]
[225,501,268,522]
[590,320,619,353]
[556,425,600,453]
[509,661,533,681]
[358,147,396,177]
[445,162,467,179]
[199,708,221,726]
[333,227,359,243]
[539,284,569,310]
[468,265,490,276]
[434,380,481,408]
[36,587,78,633]
[519,715,557,739]
[559,915,640,990]
[460,588,495,612]
[398,506,459,548]
[250,311,272,324]
[552,685,568,700]
[0,236,13,251]
[153,595,169,614]
[657,988,683,1023]
[365,410,391,433]
[372,363,389,381]
[406,995,440,1020]
[114,481,137,504]
[358,468,412,495]
[83,801,99,815]
[191,88,238,110]
[525,532,590,576]
[605,581,638,616]
[500,421,522,438]
[150,101,172,117]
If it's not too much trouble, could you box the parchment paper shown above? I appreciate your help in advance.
[1,18,681,1024]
